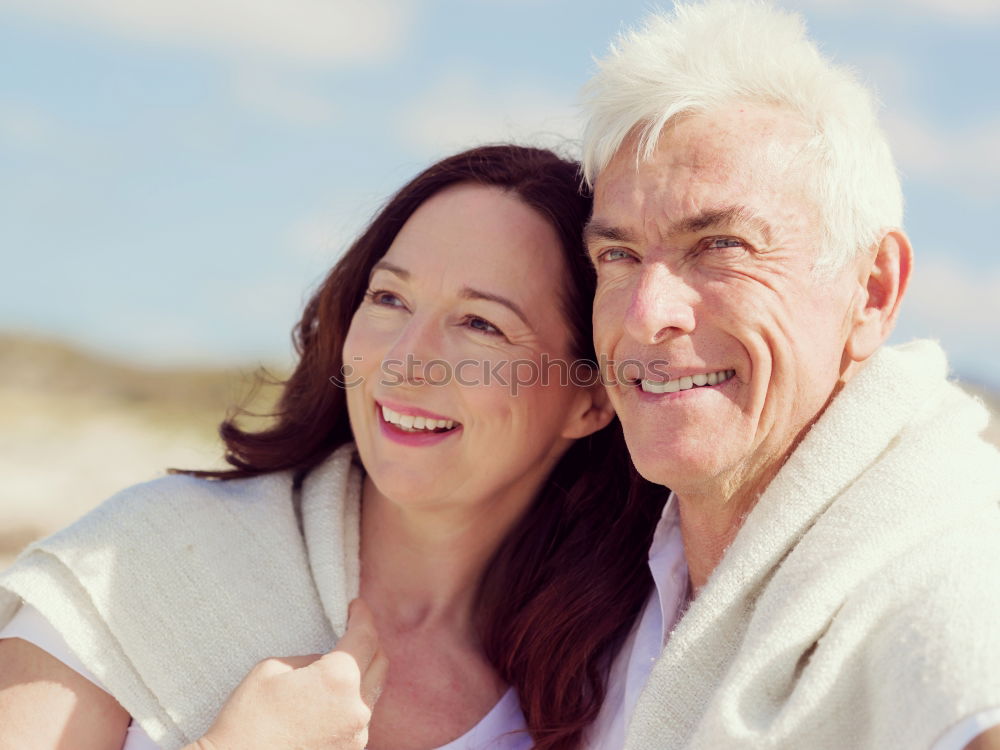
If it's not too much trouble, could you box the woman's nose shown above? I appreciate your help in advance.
[382,314,442,385]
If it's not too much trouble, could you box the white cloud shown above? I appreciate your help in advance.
[0,101,62,149]
[909,0,1000,19]
[798,0,1000,21]
[893,255,1000,379]
[845,52,914,100]
[904,256,1000,329]
[81,287,305,366]
[74,310,255,367]
[884,112,1000,197]
[230,70,337,127]
[283,198,379,265]
[398,72,582,157]
[834,50,1000,201]
[0,0,415,68]
[221,276,311,325]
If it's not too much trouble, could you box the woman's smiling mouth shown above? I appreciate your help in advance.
[380,404,458,433]
[375,401,462,445]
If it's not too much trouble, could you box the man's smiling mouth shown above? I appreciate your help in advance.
[639,369,735,394]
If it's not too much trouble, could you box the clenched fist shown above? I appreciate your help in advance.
[187,599,388,750]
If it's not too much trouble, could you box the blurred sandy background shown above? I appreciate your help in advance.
[1,330,997,569]
[0,332,284,568]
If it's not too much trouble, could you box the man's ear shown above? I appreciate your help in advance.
[845,229,913,363]
[561,377,616,440]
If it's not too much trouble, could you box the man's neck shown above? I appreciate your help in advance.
[673,460,781,593]
[676,493,750,594]
[673,378,850,592]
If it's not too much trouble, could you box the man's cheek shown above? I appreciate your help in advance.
[591,319,616,360]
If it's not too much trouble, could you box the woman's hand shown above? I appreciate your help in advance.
[190,599,387,750]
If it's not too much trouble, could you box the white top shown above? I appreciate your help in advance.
[583,493,1000,750]
[0,603,530,750]
[3,491,997,750]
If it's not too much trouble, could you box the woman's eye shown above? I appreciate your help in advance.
[465,316,503,336]
[366,289,405,308]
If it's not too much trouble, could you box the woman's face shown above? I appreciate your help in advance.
[343,183,598,512]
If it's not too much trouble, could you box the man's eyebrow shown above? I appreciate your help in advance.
[583,219,638,247]
[674,206,773,244]
[369,260,409,282]
[460,287,531,328]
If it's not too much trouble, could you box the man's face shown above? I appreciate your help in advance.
[588,106,864,499]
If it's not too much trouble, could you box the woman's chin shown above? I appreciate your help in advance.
[364,463,461,509]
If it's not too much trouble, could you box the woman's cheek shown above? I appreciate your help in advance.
[345,318,398,375]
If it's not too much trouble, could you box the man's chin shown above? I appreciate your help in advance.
[627,444,704,491]
[624,429,744,495]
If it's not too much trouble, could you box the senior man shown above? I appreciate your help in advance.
[580,3,1000,750]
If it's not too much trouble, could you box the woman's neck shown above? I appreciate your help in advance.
[358,474,532,639]
[359,472,535,750]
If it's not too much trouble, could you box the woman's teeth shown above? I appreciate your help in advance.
[640,369,735,394]
[381,405,456,432]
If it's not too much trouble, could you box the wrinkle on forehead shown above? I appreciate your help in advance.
[595,105,821,246]
[669,107,812,180]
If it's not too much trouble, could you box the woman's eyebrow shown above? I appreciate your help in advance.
[369,260,409,283]
[460,287,531,328]
[369,262,532,329]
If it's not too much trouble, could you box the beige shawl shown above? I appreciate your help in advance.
[624,341,1000,749]
[0,444,362,749]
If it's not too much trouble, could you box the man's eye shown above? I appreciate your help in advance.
[599,247,634,262]
[706,237,745,250]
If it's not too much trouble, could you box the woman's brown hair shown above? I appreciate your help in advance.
[180,144,664,750]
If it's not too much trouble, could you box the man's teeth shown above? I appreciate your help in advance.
[640,369,735,394]
[381,405,456,432]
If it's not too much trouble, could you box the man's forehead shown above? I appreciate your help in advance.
[591,109,815,231]
[595,105,813,189]
[585,204,776,249]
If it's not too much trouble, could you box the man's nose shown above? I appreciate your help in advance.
[623,263,696,345]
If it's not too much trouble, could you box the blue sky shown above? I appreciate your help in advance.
[2,0,998,384]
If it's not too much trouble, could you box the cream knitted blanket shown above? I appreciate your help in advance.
[0,443,362,750]
[624,341,1000,749]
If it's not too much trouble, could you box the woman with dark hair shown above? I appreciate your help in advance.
[0,145,663,750]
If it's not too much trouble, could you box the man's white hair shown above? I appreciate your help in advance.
[581,0,904,272]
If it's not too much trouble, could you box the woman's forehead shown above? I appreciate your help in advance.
[381,184,570,298]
